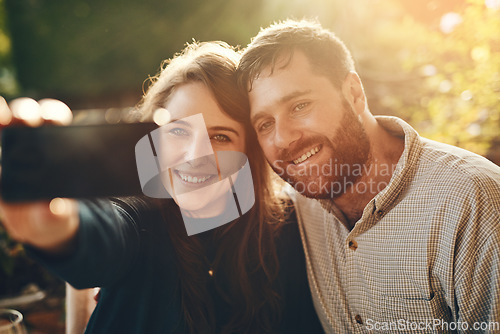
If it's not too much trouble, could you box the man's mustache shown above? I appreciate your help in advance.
[273,137,326,163]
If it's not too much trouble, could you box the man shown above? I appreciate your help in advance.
[238,20,500,333]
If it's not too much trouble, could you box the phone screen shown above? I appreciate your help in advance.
[1,122,158,202]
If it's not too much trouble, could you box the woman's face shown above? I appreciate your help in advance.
[156,82,246,217]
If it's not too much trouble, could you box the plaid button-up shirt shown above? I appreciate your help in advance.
[291,116,500,333]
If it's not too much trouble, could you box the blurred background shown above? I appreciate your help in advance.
[1,0,498,159]
[0,0,500,159]
[0,0,499,332]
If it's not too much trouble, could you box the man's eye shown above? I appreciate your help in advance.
[293,102,309,112]
[257,120,274,133]
[211,134,231,143]
[169,128,189,136]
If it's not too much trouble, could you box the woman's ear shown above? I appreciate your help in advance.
[341,72,366,115]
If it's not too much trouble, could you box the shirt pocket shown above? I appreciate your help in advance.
[372,292,454,333]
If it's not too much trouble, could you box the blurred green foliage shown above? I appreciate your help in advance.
[1,0,498,157]
[324,0,499,158]
[0,0,18,97]
[4,0,272,108]
[399,0,500,156]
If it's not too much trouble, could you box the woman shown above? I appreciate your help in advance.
[0,42,323,333]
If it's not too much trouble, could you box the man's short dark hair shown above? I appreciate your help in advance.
[238,19,355,91]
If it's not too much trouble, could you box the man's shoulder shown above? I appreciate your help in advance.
[416,138,500,209]
[420,137,498,174]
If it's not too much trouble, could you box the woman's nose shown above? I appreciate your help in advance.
[183,131,213,164]
[186,154,212,168]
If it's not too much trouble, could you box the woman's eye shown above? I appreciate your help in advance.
[211,134,231,143]
[169,128,189,136]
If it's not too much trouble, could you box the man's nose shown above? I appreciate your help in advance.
[273,119,301,149]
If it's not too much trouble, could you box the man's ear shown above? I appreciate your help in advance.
[341,72,366,115]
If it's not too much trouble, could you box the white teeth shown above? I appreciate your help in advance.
[179,173,211,183]
[293,146,320,164]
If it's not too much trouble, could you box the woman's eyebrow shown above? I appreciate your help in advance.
[208,126,240,137]
[168,119,191,127]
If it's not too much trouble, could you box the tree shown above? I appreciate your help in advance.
[335,0,499,159]
[402,0,500,156]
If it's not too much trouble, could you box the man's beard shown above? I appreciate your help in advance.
[271,101,371,199]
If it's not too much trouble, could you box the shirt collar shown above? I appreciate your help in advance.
[319,116,423,223]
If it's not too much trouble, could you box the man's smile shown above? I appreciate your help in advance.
[292,145,321,165]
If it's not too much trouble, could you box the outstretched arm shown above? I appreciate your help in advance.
[0,97,79,256]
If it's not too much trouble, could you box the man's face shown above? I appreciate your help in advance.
[248,51,371,199]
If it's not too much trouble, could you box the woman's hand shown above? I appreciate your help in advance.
[0,97,79,255]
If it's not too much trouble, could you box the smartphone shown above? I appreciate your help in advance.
[1,122,158,202]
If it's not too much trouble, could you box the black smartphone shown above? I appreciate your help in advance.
[1,122,158,202]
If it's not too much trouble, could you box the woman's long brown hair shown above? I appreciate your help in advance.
[138,42,288,333]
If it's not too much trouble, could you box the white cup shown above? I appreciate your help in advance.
[0,309,27,334]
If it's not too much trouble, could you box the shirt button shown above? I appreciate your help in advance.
[348,240,358,251]
[375,209,384,219]
[355,314,363,324]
